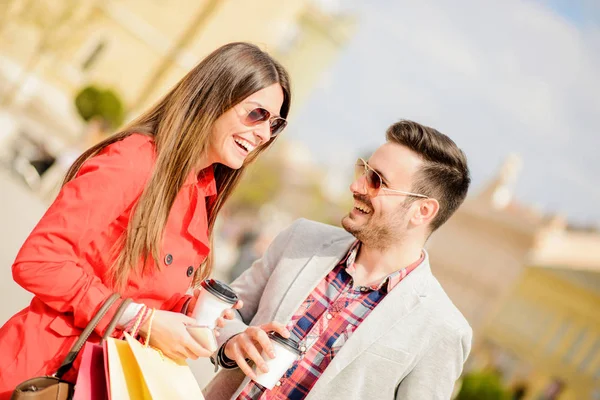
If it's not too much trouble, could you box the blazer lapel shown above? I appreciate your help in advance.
[272,236,356,324]
[312,256,433,390]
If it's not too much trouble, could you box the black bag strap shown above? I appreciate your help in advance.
[55,293,131,378]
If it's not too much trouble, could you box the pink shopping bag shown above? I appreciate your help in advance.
[72,342,108,400]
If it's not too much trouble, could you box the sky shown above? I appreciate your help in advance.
[291,0,600,226]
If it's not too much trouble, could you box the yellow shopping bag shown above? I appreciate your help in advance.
[104,336,152,399]
[124,333,205,399]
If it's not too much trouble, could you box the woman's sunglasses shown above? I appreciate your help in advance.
[355,158,429,198]
[243,107,287,137]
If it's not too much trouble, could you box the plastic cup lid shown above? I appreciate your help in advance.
[201,279,239,304]
[269,332,301,354]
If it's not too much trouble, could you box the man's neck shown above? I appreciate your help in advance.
[352,237,423,287]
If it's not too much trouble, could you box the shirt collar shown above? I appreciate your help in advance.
[343,240,425,293]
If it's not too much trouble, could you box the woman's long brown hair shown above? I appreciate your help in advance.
[63,42,291,289]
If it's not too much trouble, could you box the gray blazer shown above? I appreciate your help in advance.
[203,219,472,400]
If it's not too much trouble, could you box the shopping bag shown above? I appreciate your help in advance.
[72,342,108,400]
[124,333,205,399]
[104,336,152,400]
[12,294,128,400]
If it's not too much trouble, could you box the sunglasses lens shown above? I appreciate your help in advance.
[356,159,380,195]
[270,118,287,137]
[245,108,270,125]
[366,169,381,191]
[355,162,364,180]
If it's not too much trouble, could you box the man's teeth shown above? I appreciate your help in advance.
[235,138,255,152]
[354,204,371,214]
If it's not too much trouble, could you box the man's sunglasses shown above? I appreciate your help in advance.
[243,107,287,137]
[355,158,429,198]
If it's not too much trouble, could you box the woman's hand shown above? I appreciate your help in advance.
[138,310,212,361]
[185,289,243,335]
[214,299,244,337]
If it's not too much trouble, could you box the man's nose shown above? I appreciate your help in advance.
[350,173,368,195]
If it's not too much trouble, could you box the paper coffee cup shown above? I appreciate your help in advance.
[192,279,239,329]
[252,332,301,390]
[186,325,217,352]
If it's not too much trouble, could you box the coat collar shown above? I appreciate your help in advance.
[183,165,217,196]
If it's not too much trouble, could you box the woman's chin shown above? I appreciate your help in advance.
[221,156,245,170]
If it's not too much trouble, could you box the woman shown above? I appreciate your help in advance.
[0,42,291,397]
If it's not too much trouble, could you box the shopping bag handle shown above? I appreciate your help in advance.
[55,294,132,378]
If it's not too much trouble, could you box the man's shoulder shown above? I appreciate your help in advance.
[425,273,472,335]
[286,218,352,243]
[269,218,353,258]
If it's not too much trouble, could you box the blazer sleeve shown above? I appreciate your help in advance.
[216,220,300,348]
[12,136,155,336]
[395,326,472,400]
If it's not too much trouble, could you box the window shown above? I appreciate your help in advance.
[545,319,571,355]
[563,327,588,365]
[578,336,600,373]
[81,39,107,71]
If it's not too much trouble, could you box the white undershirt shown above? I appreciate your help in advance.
[116,302,145,329]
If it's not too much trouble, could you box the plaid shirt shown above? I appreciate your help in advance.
[236,241,424,400]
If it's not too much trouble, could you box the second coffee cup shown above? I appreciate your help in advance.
[252,332,301,390]
[192,279,239,329]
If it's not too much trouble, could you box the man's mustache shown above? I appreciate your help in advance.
[353,194,372,209]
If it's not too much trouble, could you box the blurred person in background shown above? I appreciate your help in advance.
[0,42,291,398]
[229,229,276,282]
[228,230,261,282]
[204,120,472,400]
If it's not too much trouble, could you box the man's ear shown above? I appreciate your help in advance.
[411,198,439,227]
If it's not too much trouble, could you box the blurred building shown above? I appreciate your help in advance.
[0,0,356,202]
[0,0,355,139]
[427,155,600,400]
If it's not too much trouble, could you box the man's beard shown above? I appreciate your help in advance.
[341,194,409,250]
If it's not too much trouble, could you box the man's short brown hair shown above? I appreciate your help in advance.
[386,120,470,232]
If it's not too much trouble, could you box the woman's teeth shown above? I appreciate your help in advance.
[235,137,255,153]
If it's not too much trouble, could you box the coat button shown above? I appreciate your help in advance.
[186,266,194,277]
[164,254,173,265]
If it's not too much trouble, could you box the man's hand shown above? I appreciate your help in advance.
[224,322,290,380]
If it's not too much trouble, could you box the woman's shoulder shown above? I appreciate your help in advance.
[102,133,155,157]
[97,133,156,167]
[77,133,156,183]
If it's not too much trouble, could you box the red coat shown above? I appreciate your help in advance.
[0,134,216,398]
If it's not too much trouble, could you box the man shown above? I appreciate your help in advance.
[204,120,472,399]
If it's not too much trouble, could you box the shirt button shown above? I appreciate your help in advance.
[360,287,368,292]
[275,381,282,387]
[186,266,194,277]
[164,254,173,265]
[300,346,307,352]
[326,313,333,320]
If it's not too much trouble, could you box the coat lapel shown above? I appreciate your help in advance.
[272,236,356,324]
[311,255,433,391]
